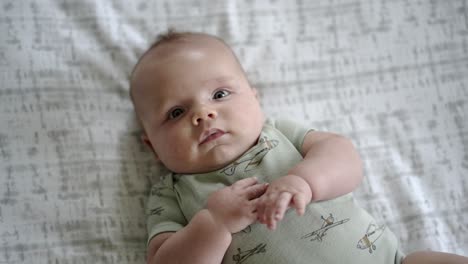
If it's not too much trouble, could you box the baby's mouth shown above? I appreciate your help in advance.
[199,128,226,145]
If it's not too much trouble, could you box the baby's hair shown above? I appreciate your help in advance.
[148,28,197,50]
[129,29,193,105]
[130,29,229,81]
[130,29,198,85]
[129,29,243,104]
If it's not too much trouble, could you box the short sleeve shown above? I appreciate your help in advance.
[268,118,313,153]
[146,173,187,245]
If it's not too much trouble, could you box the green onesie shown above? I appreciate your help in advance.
[146,119,405,264]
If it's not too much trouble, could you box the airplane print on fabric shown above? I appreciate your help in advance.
[301,214,350,242]
[150,184,168,197]
[356,223,386,253]
[220,136,278,176]
[232,243,267,264]
[149,206,164,216]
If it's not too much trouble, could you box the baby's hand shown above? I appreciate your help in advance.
[206,177,268,234]
[256,175,312,230]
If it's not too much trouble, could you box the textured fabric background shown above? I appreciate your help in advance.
[1,0,467,263]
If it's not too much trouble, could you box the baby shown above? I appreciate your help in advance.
[129,30,468,264]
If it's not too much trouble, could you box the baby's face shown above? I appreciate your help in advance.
[132,36,264,174]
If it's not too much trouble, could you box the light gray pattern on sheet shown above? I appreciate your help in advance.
[1,0,467,263]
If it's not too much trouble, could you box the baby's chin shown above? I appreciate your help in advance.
[165,135,261,174]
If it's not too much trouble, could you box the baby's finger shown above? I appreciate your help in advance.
[232,177,258,190]
[257,194,275,224]
[268,220,277,230]
[292,193,307,216]
[274,192,291,221]
[244,207,260,225]
[254,196,267,223]
[245,183,268,200]
[266,192,291,229]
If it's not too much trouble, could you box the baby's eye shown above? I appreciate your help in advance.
[213,90,230,100]
[168,108,185,119]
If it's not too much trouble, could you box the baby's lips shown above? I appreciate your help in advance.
[199,128,226,144]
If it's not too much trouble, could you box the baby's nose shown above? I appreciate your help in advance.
[192,106,217,126]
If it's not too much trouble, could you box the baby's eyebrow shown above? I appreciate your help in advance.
[202,76,236,87]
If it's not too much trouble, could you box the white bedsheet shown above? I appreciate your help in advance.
[1,0,467,263]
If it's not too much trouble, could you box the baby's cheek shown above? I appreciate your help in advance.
[178,123,192,136]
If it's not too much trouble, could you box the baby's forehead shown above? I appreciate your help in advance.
[141,35,232,66]
[130,34,242,115]
[133,35,241,90]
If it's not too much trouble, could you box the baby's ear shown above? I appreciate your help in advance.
[141,134,160,161]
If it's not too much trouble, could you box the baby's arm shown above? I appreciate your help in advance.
[257,131,363,229]
[147,177,267,264]
[292,131,363,201]
[146,212,231,264]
